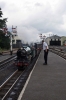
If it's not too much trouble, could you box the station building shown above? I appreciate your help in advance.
[46,35,66,46]
[12,35,22,48]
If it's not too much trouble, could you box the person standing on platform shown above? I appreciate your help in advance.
[42,40,49,65]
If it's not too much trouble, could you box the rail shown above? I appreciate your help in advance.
[49,46,66,59]
[0,49,41,99]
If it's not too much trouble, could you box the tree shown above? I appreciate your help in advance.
[0,8,7,29]
[0,8,10,49]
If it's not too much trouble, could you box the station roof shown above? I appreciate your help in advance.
[49,35,61,39]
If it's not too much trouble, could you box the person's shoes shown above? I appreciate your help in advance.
[43,63,47,65]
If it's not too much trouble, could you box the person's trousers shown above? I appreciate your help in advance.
[44,50,48,64]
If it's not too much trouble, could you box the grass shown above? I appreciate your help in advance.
[0,48,9,53]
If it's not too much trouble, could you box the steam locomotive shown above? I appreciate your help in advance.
[14,43,42,71]
[14,46,32,70]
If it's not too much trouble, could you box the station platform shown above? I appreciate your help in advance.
[18,50,66,100]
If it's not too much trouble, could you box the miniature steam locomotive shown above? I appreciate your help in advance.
[14,47,32,70]
[14,43,42,71]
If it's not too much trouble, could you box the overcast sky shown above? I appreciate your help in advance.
[0,0,66,43]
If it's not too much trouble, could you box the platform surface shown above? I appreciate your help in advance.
[20,51,66,100]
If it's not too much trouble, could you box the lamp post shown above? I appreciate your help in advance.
[10,34,13,55]
[10,25,17,55]
[6,25,17,55]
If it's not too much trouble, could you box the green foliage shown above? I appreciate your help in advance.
[0,8,3,17]
[0,30,10,49]
[0,8,7,28]
[0,8,10,49]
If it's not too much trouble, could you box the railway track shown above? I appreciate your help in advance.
[0,53,39,100]
[49,46,66,59]
[0,70,25,100]
[0,55,16,70]
[0,47,65,100]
